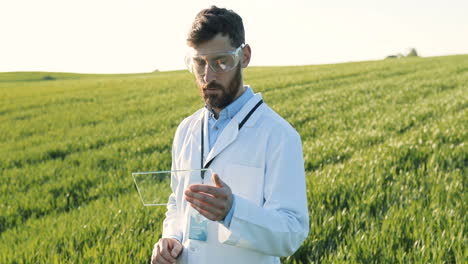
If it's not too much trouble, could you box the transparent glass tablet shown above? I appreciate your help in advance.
[132,169,212,206]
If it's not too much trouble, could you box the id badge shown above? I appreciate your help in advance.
[188,207,208,241]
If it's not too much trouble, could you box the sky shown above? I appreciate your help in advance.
[1,0,467,73]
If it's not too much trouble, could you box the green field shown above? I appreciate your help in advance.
[1,55,467,263]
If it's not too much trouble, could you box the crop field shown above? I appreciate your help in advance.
[1,55,467,263]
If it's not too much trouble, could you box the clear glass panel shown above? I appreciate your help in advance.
[132,169,212,206]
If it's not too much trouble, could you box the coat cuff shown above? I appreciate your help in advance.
[218,194,253,246]
[162,229,183,243]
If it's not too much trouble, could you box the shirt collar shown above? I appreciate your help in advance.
[206,85,254,120]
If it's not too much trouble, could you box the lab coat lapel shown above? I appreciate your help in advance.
[204,119,238,167]
[202,93,264,167]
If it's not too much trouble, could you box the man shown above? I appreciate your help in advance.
[151,6,309,264]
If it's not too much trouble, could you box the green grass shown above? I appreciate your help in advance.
[1,55,467,263]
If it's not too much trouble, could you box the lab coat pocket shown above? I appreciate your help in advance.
[225,164,264,206]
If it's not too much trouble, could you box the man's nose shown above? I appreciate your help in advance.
[203,65,217,83]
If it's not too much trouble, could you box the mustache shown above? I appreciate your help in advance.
[202,82,224,90]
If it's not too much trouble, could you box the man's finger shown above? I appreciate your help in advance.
[188,184,227,198]
[171,241,183,258]
[212,173,224,187]
[185,194,224,215]
[160,239,176,263]
[189,184,217,193]
[152,243,163,264]
[185,191,225,209]
[190,203,219,221]
[151,246,157,264]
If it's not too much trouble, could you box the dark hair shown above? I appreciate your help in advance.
[187,6,245,48]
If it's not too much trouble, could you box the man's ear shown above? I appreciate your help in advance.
[241,44,251,68]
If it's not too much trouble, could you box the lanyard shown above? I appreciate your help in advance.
[200,99,263,183]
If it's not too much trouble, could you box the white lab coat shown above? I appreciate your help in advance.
[162,93,309,264]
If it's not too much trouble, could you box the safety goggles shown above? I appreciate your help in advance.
[185,44,245,75]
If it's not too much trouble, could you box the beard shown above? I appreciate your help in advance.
[198,66,242,110]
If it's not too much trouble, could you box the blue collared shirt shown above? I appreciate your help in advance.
[206,86,254,149]
[205,85,254,228]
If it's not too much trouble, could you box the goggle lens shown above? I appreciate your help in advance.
[185,44,244,75]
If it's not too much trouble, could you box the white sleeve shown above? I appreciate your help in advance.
[218,129,309,256]
[162,130,183,242]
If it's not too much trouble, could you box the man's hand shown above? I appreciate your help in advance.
[184,173,233,221]
[151,238,182,264]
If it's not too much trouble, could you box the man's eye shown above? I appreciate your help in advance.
[214,57,227,64]
[216,62,228,70]
[193,58,206,66]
